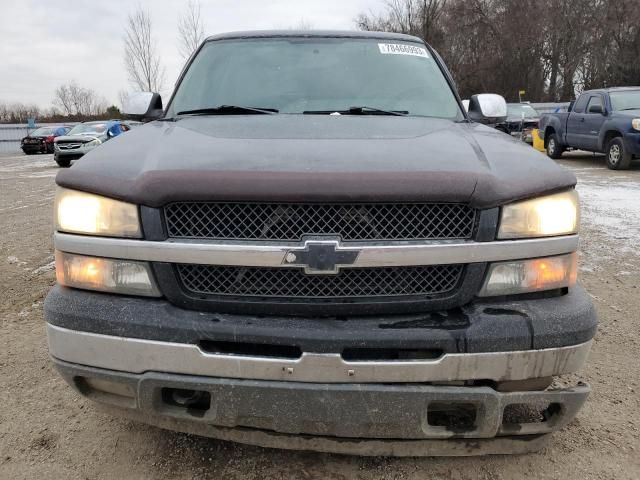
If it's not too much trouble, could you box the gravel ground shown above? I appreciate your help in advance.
[0,151,639,479]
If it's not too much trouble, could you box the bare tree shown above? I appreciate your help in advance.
[124,7,166,92]
[53,82,107,118]
[0,101,41,123]
[178,0,206,59]
[0,100,120,124]
[53,84,74,116]
[356,0,447,39]
[355,0,637,102]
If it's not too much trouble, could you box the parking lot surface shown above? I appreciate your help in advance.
[0,152,639,479]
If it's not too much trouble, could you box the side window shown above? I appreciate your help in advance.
[573,94,589,113]
[586,96,603,113]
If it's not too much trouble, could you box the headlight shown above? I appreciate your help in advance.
[479,253,577,297]
[56,251,160,297]
[498,190,579,239]
[86,139,101,148]
[55,188,142,238]
[632,119,640,131]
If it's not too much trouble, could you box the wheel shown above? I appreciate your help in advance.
[56,158,71,168]
[23,151,35,156]
[606,137,632,170]
[546,133,563,159]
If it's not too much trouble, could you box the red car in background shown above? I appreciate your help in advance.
[21,125,72,154]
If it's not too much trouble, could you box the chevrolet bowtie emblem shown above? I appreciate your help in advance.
[283,240,360,274]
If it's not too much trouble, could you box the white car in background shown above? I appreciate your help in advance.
[53,120,131,167]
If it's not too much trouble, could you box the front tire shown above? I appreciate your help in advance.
[606,137,632,170]
[546,134,563,159]
[56,158,71,168]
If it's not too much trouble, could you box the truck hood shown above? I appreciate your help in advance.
[615,109,640,117]
[56,115,576,208]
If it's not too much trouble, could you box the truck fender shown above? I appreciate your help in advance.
[540,117,561,146]
[599,128,622,152]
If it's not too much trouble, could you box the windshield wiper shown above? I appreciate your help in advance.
[177,105,279,116]
[303,106,409,116]
[618,107,640,111]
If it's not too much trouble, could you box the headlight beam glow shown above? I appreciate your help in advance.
[498,190,579,239]
[55,188,142,238]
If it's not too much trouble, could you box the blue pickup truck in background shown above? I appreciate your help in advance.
[539,87,640,169]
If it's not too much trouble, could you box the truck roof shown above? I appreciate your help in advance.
[582,86,640,95]
[205,30,425,44]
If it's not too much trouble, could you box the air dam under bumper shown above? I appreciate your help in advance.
[53,358,590,456]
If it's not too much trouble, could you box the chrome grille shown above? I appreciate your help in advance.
[165,202,476,241]
[57,143,82,150]
[177,264,463,299]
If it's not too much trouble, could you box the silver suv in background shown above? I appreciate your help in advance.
[53,120,131,167]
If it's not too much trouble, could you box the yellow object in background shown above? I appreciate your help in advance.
[532,129,545,152]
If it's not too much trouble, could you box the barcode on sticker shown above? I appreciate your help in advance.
[378,43,429,58]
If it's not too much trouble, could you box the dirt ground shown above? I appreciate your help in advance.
[0,151,638,480]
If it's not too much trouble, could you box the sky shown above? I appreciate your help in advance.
[0,0,386,110]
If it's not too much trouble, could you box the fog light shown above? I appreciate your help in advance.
[55,251,160,297]
[82,378,135,398]
[479,253,577,297]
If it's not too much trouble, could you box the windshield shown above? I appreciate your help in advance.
[167,37,463,119]
[68,123,107,135]
[609,90,640,111]
[30,127,55,136]
[507,104,539,118]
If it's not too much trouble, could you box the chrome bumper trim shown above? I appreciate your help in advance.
[54,232,579,268]
[47,324,592,384]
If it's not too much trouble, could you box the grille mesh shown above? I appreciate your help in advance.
[177,264,463,299]
[165,203,476,241]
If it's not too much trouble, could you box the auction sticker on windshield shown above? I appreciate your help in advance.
[378,43,429,58]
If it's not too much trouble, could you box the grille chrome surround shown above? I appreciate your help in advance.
[57,143,82,150]
[165,202,476,241]
[177,264,464,299]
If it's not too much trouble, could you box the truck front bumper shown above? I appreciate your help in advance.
[624,132,640,156]
[44,285,596,455]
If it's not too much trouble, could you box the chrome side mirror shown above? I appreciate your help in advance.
[468,94,508,124]
[123,92,164,122]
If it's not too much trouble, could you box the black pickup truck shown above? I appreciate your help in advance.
[539,87,640,169]
[44,31,596,457]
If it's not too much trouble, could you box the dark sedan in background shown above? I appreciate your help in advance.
[21,125,72,154]
[496,103,540,143]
